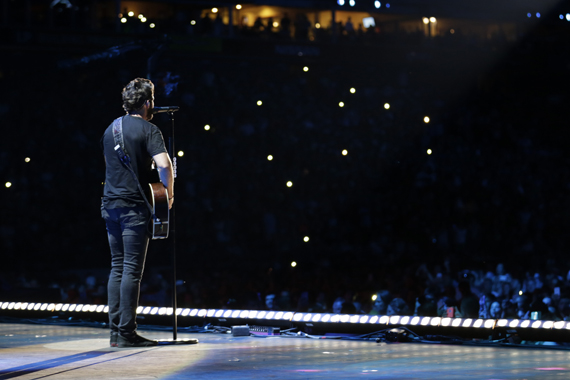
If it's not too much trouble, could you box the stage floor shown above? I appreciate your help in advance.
[1,322,570,379]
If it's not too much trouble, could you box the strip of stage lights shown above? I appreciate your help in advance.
[2,301,570,333]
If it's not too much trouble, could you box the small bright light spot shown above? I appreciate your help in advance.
[191,20,196,25]
[315,22,321,29]
[177,151,184,157]
[204,124,211,131]
[236,4,242,10]
[273,21,279,28]
[286,181,293,187]
[519,290,523,295]
[430,17,436,23]
[5,182,12,188]
[424,116,430,123]
[450,29,455,34]
[303,236,310,242]
[536,12,541,18]
[427,149,432,155]
[212,8,218,13]
[121,17,127,23]
[291,261,297,267]
[25,157,31,163]
[150,23,155,28]
[140,17,147,23]
[303,66,309,72]
[349,0,355,6]
[527,13,532,18]
[423,17,429,24]
[267,155,273,161]
[371,294,377,301]
[257,100,263,106]
[384,103,390,109]
[337,0,345,5]
[350,87,356,94]
[375,1,381,8]
[339,102,345,108]
[138,14,143,19]
[566,13,570,21]
[128,11,134,17]
[342,149,348,156]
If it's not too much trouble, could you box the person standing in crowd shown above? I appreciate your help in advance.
[101,78,174,347]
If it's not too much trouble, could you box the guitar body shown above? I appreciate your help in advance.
[148,182,169,239]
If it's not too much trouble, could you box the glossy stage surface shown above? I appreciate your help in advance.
[1,322,570,379]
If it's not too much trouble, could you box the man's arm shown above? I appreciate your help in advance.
[153,152,174,209]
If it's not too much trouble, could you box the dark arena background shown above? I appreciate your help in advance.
[3,0,570,378]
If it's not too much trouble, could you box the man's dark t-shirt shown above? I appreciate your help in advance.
[101,115,167,209]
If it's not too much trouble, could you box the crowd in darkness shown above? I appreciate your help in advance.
[1,14,570,322]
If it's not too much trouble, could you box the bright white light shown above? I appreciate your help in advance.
[138,14,143,19]
[96,305,105,313]
[424,116,430,123]
[390,316,400,324]
[266,311,276,320]
[198,309,207,317]
[566,14,570,21]
[427,149,432,155]
[236,4,242,10]
[128,11,134,17]
[212,8,218,13]
[273,21,279,28]
[141,17,147,23]
[441,318,451,327]
[472,319,483,328]
[430,317,441,326]
[379,316,389,324]
[286,181,293,187]
[519,290,523,295]
[5,182,11,188]
[532,321,542,329]
[520,320,530,328]
[350,87,356,94]
[509,320,520,328]
[303,66,309,72]
[371,294,377,301]
[312,314,322,322]
[191,20,196,25]
[421,317,430,326]
[150,23,155,28]
[291,261,297,267]
[303,236,309,242]
[177,150,184,157]
[497,319,508,327]
[542,321,554,329]
[410,316,420,325]
[384,103,390,109]
[303,313,312,321]
[337,0,345,5]
[349,0,355,6]
[267,155,273,161]
[452,318,462,327]
[257,100,263,106]
[463,319,473,327]
[25,157,31,163]
[315,23,321,29]
[339,102,345,107]
[204,124,211,130]
[375,1,381,8]
[40,303,48,311]
[121,17,127,24]
[342,149,348,156]
[423,17,429,24]
[181,309,190,316]
[430,17,436,23]
[150,307,159,315]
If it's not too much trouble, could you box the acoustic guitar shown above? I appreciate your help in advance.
[147,183,169,239]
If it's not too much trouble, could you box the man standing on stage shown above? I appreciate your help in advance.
[101,78,174,347]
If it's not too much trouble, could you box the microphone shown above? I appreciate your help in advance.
[151,106,180,114]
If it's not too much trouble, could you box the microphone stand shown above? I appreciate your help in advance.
[167,109,178,341]
[154,108,198,346]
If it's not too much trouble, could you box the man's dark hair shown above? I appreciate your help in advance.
[122,78,154,113]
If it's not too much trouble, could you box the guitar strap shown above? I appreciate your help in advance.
[111,116,158,224]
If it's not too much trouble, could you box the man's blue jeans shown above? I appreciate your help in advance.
[102,206,149,337]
